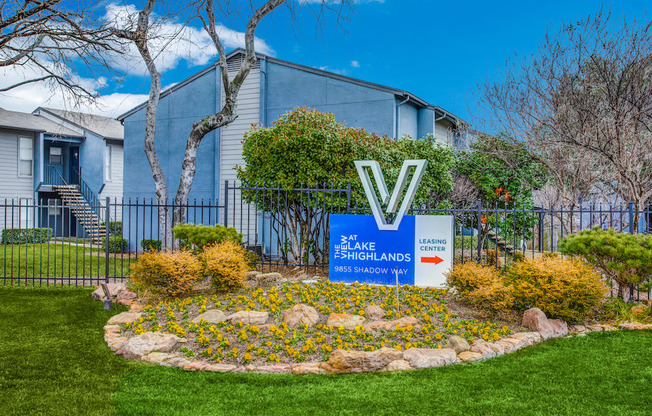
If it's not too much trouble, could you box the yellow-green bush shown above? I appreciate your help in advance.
[202,241,250,293]
[507,256,607,323]
[446,261,502,296]
[130,250,204,299]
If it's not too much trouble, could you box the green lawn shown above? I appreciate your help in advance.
[1,288,651,416]
[0,243,130,280]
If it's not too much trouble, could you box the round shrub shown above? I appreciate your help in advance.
[103,236,129,253]
[507,256,607,323]
[172,223,242,251]
[202,241,250,293]
[446,261,502,296]
[130,250,204,299]
[140,239,162,252]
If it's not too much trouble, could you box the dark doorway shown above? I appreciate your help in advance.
[70,147,80,184]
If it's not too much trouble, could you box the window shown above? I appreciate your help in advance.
[49,147,62,164]
[105,145,112,181]
[18,137,33,177]
[47,200,62,216]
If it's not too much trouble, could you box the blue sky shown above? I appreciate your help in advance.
[1,0,649,127]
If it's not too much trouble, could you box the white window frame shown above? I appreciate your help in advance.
[18,136,33,178]
[49,146,62,165]
[105,145,112,182]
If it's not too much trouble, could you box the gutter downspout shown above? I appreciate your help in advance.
[395,94,410,139]
[259,56,268,127]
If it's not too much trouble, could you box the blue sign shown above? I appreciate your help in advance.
[329,214,415,285]
[329,214,455,287]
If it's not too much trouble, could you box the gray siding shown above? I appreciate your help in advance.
[0,130,35,230]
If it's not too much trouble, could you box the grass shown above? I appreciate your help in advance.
[0,243,130,279]
[1,287,652,415]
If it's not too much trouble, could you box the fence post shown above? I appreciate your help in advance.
[223,180,229,227]
[476,199,482,260]
[629,202,635,234]
[346,182,351,215]
[105,197,110,283]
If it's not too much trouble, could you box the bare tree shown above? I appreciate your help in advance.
[481,10,652,230]
[112,0,353,247]
[0,0,119,105]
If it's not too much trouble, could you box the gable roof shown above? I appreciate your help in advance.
[36,107,124,140]
[118,49,468,127]
[0,107,83,138]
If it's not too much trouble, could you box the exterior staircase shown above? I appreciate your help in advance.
[486,230,515,255]
[53,184,106,244]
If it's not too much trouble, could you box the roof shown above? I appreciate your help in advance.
[37,107,124,140]
[0,107,83,138]
[118,49,468,127]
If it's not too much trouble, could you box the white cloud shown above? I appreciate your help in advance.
[318,65,348,75]
[351,60,360,68]
[104,4,274,75]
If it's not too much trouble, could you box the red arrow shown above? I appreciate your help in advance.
[421,256,443,264]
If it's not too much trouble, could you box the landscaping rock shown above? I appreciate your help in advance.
[487,342,506,356]
[92,283,125,301]
[364,316,418,332]
[256,364,292,374]
[549,319,569,338]
[256,272,282,284]
[192,309,227,325]
[247,271,262,279]
[107,312,142,325]
[327,313,365,330]
[292,363,325,375]
[458,351,484,363]
[141,352,175,365]
[385,359,412,371]
[161,356,193,368]
[225,311,269,325]
[601,324,618,331]
[446,335,471,354]
[522,308,554,340]
[510,332,542,347]
[119,332,180,359]
[283,304,319,327]
[324,347,403,373]
[569,325,588,334]
[620,322,645,330]
[497,337,526,353]
[470,340,497,359]
[587,324,603,332]
[204,363,238,372]
[364,305,385,321]
[402,348,458,369]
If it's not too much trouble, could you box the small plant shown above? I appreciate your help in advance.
[130,250,204,298]
[559,228,652,300]
[202,241,250,293]
[103,236,129,253]
[485,248,500,267]
[1,228,53,244]
[507,256,607,323]
[172,223,242,251]
[140,239,162,252]
[107,221,122,236]
[600,298,652,324]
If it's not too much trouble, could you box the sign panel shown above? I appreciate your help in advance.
[329,214,453,287]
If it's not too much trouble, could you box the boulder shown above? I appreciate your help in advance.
[141,352,176,365]
[324,347,403,373]
[92,283,137,302]
[487,342,506,356]
[497,337,526,353]
[292,362,325,375]
[256,364,292,374]
[620,322,645,330]
[119,332,180,359]
[510,332,541,347]
[549,319,569,338]
[569,325,588,334]
[204,363,238,372]
[522,308,554,340]
[470,340,497,359]
[364,316,418,332]
[283,304,320,327]
[192,309,227,325]
[107,312,142,325]
[364,305,385,321]
[402,348,458,369]
[225,311,269,325]
[327,313,365,330]
[385,359,412,371]
[458,351,484,363]
[446,335,471,354]
[586,324,603,332]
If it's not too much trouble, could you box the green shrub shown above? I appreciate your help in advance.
[172,223,242,251]
[141,239,162,252]
[507,256,607,323]
[600,298,651,324]
[559,228,652,300]
[202,241,250,293]
[103,236,129,253]
[1,228,53,244]
[130,250,204,298]
[107,221,122,236]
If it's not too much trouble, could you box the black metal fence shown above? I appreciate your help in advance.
[1,182,651,296]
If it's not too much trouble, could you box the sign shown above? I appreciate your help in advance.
[329,214,454,287]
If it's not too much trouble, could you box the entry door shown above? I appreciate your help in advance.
[70,147,80,184]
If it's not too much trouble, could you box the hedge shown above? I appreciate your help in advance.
[1,228,53,244]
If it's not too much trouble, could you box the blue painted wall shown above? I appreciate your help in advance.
[417,108,435,139]
[264,61,398,135]
[79,131,106,195]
